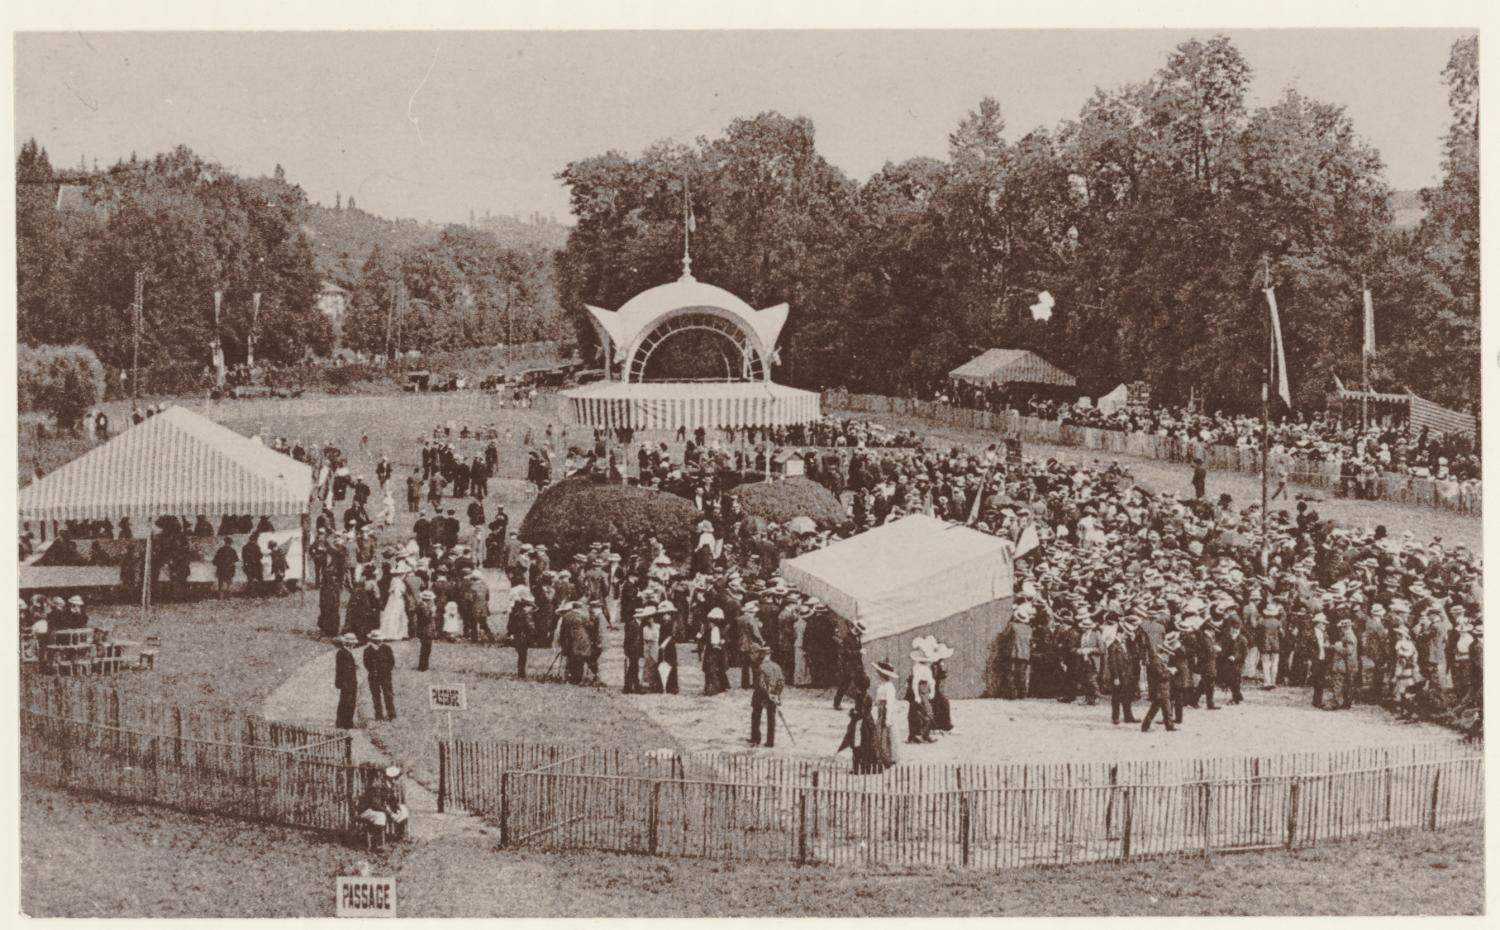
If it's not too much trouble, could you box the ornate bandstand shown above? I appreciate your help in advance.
[562,265,821,431]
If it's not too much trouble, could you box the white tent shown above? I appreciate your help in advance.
[1097,383,1131,414]
[782,515,1014,698]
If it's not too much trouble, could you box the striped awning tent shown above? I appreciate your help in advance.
[562,381,821,431]
[1332,376,1477,437]
[949,348,1077,387]
[19,405,314,523]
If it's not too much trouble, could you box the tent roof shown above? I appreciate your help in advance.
[19,406,313,522]
[949,348,1076,387]
[780,514,1013,643]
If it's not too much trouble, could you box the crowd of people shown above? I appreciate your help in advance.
[297,409,1483,770]
[937,380,1481,485]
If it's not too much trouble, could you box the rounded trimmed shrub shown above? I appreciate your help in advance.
[730,477,849,530]
[519,476,699,558]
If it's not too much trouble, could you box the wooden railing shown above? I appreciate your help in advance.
[19,676,361,835]
[438,739,1483,869]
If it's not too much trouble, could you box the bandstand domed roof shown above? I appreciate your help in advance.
[585,273,789,361]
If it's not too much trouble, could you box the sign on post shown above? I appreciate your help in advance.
[335,876,396,918]
[429,684,466,711]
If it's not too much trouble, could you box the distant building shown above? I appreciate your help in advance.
[318,281,352,347]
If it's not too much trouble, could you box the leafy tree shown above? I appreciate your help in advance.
[19,344,105,430]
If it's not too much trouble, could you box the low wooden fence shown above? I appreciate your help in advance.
[20,676,362,835]
[827,392,1481,515]
[438,739,1482,869]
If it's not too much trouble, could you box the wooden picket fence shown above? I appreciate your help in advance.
[438,738,1483,869]
[20,675,362,835]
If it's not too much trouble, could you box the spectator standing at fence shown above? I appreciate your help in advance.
[363,631,397,721]
[334,633,360,729]
[1140,631,1179,732]
[557,600,591,685]
[1309,614,1331,708]
[1191,458,1207,499]
[1259,603,1283,689]
[1271,459,1290,500]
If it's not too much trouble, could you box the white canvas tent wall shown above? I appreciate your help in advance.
[1096,383,1130,414]
[781,515,1014,698]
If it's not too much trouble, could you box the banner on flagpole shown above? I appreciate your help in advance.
[1264,288,1291,407]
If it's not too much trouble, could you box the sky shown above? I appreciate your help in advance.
[14,29,1472,226]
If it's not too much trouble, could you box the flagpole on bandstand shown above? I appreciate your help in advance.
[1260,255,1271,573]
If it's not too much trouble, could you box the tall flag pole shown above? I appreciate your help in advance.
[1259,255,1272,571]
[132,270,144,408]
[1362,277,1375,431]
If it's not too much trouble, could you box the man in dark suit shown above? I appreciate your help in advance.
[334,633,360,729]
[212,537,238,598]
[413,590,437,671]
[622,605,647,693]
[363,631,397,721]
[749,644,785,748]
[557,600,592,684]
[1002,604,1034,699]
[507,588,536,678]
[240,535,264,594]
[413,510,433,558]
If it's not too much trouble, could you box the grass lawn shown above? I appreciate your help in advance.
[22,782,1482,918]
[64,592,329,711]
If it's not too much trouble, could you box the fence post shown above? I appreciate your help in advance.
[438,742,447,814]
[499,771,511,848]
[1428,766,1442,830]
[958,769,971,867]
[1286,777,1300,849]
[173,706,183,765]
[1121,787,1133,861]
[1201,782,1212,856]
[649,780,662,856]
[1250,758,1261,843]
[796,781,809,867]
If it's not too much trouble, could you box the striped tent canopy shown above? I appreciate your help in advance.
[949,348,1077,387]
[19,405,314,523]
[1331,376,1477,437]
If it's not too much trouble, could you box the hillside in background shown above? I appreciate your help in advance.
[303,204,570,285]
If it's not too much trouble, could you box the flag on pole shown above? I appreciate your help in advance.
[966,467,992,526]
[684,175,696,233]
[1362,286,1376,357]
[1264,287,1291,407]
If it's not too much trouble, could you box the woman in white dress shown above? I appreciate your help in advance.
[872,660,900,769]
[377,563,410,641]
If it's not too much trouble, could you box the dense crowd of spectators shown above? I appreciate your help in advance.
[936,379,1479,484]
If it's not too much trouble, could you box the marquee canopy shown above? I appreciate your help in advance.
[949,348,1077,387]
[19,405,314,523]
[781,514,1014,643]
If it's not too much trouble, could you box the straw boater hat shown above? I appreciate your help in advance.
[68,595,84,606]
[708,607,725,620]
[419,590,436,601]
[874,659,898,680]
[384,765,402,779]
[655,601,677,613]
[338,633,359,646]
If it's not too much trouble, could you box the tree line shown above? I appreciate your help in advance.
[16,143,567,382]
[556,35,1479,414]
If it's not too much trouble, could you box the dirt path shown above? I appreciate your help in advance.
[259,643,487,843]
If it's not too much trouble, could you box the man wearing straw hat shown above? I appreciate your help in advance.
[363,631,397,721]
[334,633,361,730]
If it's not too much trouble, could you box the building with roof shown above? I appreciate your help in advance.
[1330,376,1477,438]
